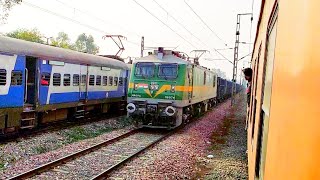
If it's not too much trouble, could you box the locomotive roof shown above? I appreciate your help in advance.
[134,54,190,64]
[0,36,128,70]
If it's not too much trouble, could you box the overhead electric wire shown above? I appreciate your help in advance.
[152,0,206,47]
[22,1,142,47]
[184,0,228,47]
[151,0,231,62]
[132,0,197,49]
[54,0,158,46]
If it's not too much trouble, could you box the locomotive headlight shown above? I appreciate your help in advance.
[165,106,176,116]
[134,83,138,90]
[126,103,136,113]
[171,85,175,92]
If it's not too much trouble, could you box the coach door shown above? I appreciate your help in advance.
[79,65,88,101]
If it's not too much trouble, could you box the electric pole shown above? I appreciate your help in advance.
[231,13,253,106]
[141,36,144,57]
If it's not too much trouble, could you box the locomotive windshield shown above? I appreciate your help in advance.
[158,63,178,79]
[135,63,155,78]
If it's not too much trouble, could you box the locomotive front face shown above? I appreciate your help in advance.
[127,62,186,128]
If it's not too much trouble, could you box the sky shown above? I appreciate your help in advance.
[0,0,261,80]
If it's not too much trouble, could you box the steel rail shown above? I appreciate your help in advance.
[8,129,140,180]
[91,129,178,179]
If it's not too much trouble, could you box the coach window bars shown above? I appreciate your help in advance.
[0,69,6,86]
[89,75,95,86]
[53,73,61,86]
[41,72,50,86]
[11,71,23,86]
[96,75,102,86]
[102,76,108,86]
[81,75,87,85]
[73,74,80,86]
[63,74,71,86]
[119,77,123,86]
[114,77,118,86]
[109,76,113,86]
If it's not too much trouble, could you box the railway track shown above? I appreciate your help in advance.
[0,113,124,144]
[8,128,174,180]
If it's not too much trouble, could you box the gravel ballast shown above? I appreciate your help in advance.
[1,94,248,179]
[0,116,134,178]
[109,96,246,179]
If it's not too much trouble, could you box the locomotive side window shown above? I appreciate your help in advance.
[119,77,123,86]
[0,69,6,86]
[63,74,71,86]
[11,71,22,86]
[81,75,86,85]
[41,72,50,86]
[96,75,101,86]
[213,75,216,87]
[73,74,80,86]
[89,75,95,86]
[102,76,108,86]
[114,77,118,86]
[203,72,206,85]
[109,76,113,86]
[53,73,61,86]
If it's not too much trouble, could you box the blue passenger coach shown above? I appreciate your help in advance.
[0,36,129,134]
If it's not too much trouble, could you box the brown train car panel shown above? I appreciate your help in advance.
[248,0,320,179]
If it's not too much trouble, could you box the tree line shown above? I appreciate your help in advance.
[6,28,99,54]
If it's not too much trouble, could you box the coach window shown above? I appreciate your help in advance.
[119,77,123,86]
[109,76,113,86]
[0,69,6,86]
[11,71,23,86]
[81,75,87,85]
[96,75,101,86]
[114,77,118,86]
[102,76,107,86]
[63,74,71,86]
[53,73,61,86]
[41,72,50,86]
[73,74,80,86]
[89,75,95,86]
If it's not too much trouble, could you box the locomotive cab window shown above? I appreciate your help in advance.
[41,72,50,86]
[0,69,6,86]
[135,63,155,78]
[11,71,22,85]
[53,73,61,86]
[63,74,71,86]
[158,63,178,79]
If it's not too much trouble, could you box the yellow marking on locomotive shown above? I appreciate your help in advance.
[153,85,171,98]
[129,83,134,89]
[144,89,152,98]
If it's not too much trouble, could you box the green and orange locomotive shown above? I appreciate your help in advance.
[126,48,222,129]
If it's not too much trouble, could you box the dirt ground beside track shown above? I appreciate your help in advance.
[195,93,248,180]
